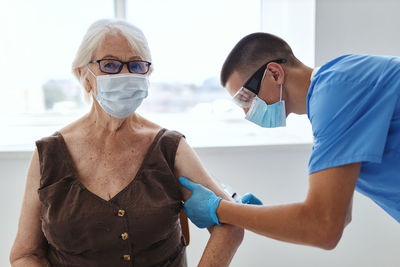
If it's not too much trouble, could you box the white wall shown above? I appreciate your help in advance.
[261,0,315,67]
[1,146,399,267]
[261,0,400,66]
[315,0,400,65]
[0,152,32,266]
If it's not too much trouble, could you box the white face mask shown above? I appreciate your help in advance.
[89,70,149,119]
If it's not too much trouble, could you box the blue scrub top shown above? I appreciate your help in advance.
[307,54,400,222]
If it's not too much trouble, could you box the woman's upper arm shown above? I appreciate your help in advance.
[174,138,244,266]
[174,138,231,201]
[10,149,47,263]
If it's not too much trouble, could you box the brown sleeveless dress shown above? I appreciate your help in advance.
[36,129,187,267]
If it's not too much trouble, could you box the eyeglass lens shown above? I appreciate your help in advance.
[128,61,149,74]
[233,87,256,108]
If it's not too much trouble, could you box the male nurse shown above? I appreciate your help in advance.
[179,32,400,250]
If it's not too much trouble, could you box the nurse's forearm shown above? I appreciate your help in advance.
[217,200,344,250]
[198,224,244,267]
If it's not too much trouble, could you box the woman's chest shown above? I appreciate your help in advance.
[68,142,151,200]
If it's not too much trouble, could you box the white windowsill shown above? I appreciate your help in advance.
[1,112,314,154]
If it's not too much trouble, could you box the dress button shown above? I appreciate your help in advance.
[121,232,129,240]
[117,209,125,217]
[122,254,131,261]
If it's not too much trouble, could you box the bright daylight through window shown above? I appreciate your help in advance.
[0,0,312,150]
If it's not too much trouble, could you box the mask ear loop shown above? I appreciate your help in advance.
[86,64,98,98]
[87,64,96,78]
[280,84,283,101]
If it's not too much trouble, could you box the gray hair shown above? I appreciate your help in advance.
[72,19,152,101]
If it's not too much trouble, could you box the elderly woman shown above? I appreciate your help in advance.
[9,19,243,267]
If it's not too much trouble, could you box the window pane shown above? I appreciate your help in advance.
[0,0,114,115]
[0,0,313,148]
[0,0,114,148]
[126,0,313,147]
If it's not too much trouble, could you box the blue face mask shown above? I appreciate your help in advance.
[245,85,286,128]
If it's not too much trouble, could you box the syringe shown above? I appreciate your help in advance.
[220,182,242,203]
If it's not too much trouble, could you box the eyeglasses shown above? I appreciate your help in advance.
[89,59,151,74]
[232,58,287,108]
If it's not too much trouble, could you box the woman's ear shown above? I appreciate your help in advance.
[77,67,82,77]
[80,67,94,94]
[85,76,93,94]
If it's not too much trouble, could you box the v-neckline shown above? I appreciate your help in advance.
[56,128,166,204]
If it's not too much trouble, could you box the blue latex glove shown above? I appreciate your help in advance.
[241,193,263,205]
[179,177,223,228]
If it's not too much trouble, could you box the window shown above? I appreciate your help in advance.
[126,0,312,147]
[1,0,313,149]
[0,0,113,149]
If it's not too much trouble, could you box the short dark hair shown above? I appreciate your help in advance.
[220,32,300,87]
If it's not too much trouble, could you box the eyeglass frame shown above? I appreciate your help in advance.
[88,58,152,74]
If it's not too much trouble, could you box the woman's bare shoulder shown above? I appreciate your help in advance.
[133,114,164,135]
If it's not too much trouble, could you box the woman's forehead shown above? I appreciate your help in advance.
[95,33,139,60]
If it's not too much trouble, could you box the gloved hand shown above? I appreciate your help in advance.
[179,177,223,228]
[241,193,263,205]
